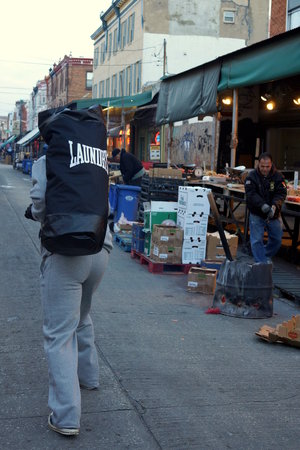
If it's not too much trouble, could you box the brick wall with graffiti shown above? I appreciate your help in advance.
[171,121,213,167]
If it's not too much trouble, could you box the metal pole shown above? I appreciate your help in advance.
[161,38,167,163]
[230,88,238,168]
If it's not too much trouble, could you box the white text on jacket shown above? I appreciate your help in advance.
[68,140,108,172]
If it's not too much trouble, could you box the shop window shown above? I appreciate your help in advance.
[86,72,93,89]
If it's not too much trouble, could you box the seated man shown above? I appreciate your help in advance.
[245,152,287,263]
[112,148,145,186]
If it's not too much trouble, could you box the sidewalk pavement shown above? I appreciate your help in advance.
[0,163,300,450]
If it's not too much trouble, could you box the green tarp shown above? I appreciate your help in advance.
[218,30,300,91]
[156,62,220,125]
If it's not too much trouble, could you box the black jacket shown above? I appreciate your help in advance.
[120,149,143,183]
[245,165,287,219]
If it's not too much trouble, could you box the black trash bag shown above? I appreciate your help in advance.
[38,106,108,256]
[213,260,273,318]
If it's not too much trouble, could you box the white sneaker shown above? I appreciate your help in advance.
[48,412,79,436]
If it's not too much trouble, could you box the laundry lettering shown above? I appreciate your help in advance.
[68,140,108,172]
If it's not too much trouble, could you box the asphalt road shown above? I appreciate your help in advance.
[0,162,299,450]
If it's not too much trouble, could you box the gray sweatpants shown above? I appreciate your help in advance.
[40,249,109,429]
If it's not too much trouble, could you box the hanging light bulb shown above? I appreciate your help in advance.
[261,95,267,101]
[293,97,300,106]
[222,97,232,105]
[266,100,275,111]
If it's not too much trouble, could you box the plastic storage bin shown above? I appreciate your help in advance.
[109,184,118,213]
[115,185,141,222]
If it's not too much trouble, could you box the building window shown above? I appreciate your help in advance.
[101,80,105,97]
[108,33,112,59]
[106,78,110,97]
[100,42,106,64]
[119,70,125,96]
[86,72,93,89]
[93,84,98,98]
[94,47,99,68]
[120,19,127,49]
[136,61,141,92]
[111,74,117,97]
[113,28,118,54]
[128,13,135,43]
[288,4,300,30]
[223,10,235,23]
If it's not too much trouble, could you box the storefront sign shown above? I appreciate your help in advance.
[150,144,160,161]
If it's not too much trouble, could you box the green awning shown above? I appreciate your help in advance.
[218,29,300,91]
[70,90,154,110]
[0,135,16,149]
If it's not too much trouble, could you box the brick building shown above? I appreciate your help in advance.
[270,0,300,36]
[47,56,94,109]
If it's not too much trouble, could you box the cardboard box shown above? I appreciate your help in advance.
[143,201,178,232]
[187,267,217,294]
[182,240,207,265]
[118,223,132,231]
[151,243,182,264]
[178,186,211,213]
[177,209,209,238]
[206,231,238,260]
[149,168,182,179]
[152,225,183,246]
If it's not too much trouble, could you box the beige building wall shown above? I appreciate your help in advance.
[219,0,269,45]
[92,0,143,98]
[92,0,269,98]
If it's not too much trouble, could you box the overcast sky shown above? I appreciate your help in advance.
[0,0,112,117]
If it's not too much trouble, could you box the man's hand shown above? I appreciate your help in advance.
[261,203,271,214]
[267,205,276,220]
[24,204,35,221]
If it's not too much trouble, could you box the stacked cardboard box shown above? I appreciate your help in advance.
[206,231,238,260]
[150,225,183,264]
[143,201,178,256]
[177,186,211,264]
[187,267,218,294]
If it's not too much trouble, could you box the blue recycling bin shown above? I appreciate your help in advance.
[22,159,32,174]
[115,185,141,223]
[109,184,118,213]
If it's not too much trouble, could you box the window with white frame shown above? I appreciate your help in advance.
[288,2,300,30]
[126,65,132,96]
[86,72,93,89]
[223,10,235,24]
[101,80,105,97]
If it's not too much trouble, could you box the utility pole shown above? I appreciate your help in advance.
[161,38,167,164]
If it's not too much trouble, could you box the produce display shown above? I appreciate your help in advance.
[286,183,300,203]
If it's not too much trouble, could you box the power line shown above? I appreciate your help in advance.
[0,59,52,66]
